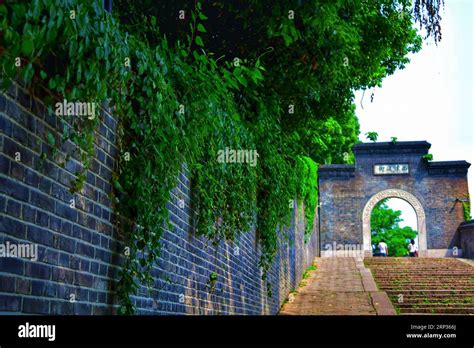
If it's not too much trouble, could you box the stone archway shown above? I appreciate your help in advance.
[362,189,427,257]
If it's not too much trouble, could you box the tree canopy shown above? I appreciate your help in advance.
[114,0,428,164]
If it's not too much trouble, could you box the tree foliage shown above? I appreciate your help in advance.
[371,199,417,257]
[114,0,426,163]
[413,0,444,44]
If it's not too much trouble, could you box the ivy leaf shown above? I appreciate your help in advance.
[46,26,57,42]
[195,36,204,47]
[48,78,56,90]
[283,34,293,46]
[47,132,56,146]
[96,46,104,59]
[232,67,242,77]
[57,9,64,28]
[197,23,206,33]
[236,75,247,87]
[114,179,125,192]
[49,5,57,19]
[21,39,34,56]
[255,58,261,68]
[198,12,208,20]
[137,239,146,250]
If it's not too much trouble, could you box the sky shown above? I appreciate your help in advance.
[386,197,417,229]
[356,0,474,230]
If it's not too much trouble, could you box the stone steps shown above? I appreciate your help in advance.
[376,278,474,282]
[391,298,474,307]
[364,257,474,315]
[381,286,474,290]
[390,299,473,305]
[372,274,474,278]
[386,289,474,296]
[373,269,471,272]
[380,282,473,286]
[381,281,472,284]
[400,307,474,314]
[376,265,471,275]
[388,294,474,300]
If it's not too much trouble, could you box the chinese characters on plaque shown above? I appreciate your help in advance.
[374,164,409,175]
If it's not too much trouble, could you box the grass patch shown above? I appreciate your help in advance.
[302,264,317,280]
[280,263,317,310]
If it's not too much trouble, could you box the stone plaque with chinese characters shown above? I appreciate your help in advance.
[373,163,409,175]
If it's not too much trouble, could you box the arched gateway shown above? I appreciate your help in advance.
[318,141,470,258]
[362,189,427,256]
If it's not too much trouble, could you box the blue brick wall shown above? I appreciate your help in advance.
[0,83,317,315]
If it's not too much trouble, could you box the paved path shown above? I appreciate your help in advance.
[279,257,395,315]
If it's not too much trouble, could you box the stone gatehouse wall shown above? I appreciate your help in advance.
[459,221,474,259]
[319,142,470,257]
[0,84,317,315]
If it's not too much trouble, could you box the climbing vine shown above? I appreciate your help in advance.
[0,0,303,313]
[295,156,318,241]
[1,0,434,314]
[458,195,472,222]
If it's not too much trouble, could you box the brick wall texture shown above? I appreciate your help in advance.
[0,84,318,315]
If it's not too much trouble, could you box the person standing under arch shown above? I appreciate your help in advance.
[378,240,388,257]
[408,239,418,257]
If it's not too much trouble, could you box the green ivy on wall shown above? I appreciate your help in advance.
[0,0,314,314]
[461,195,472,222]
[296,156,318,241]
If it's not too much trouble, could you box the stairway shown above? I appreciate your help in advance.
[364,258,474,314]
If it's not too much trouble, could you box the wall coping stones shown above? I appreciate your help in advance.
[427,161,471,175]
[353,141,431,156]
[318,165,355,178]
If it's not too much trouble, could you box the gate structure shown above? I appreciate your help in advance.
[318,141,470,257]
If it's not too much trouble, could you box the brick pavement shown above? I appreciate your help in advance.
[279,257,395,315]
